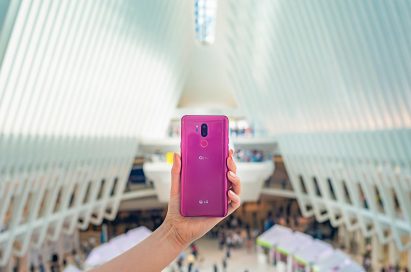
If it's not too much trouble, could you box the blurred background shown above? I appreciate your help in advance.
[0,0,411,271]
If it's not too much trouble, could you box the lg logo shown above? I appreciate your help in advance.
[198,199,209,204]
[198,155,208,160]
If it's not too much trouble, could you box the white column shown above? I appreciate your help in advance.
[371,234,381,271]
[356,230,365,255]
[339,225,350,250]
[388,240,398,267]
[408,248,411,270]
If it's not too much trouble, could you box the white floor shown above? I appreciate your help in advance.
[166,237,272,272]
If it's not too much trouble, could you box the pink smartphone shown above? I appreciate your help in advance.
[180,115,229,217]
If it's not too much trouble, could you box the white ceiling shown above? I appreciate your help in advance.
[1,0,410,137]
[0,0,192,138]
[222,0,411,134]
[178,0,238,110]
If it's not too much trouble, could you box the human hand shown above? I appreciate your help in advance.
[163,149,241,248]
[92,150,240,272]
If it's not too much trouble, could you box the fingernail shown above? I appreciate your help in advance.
[228,190,235,195]
[229,171,236,177]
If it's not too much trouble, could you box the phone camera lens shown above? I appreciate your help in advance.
[201,123,208,137]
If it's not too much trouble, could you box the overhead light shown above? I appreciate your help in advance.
[194,0,217,44]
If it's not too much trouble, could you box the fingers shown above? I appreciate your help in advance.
[227,149,241,211]
[227,150,237,174]
[228,190,240,205]
[227,170,241,196]
[227,190,241,215]
[170,153,181,196]
[203,190,241,226]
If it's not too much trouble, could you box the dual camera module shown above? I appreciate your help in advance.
[200,123,208,137]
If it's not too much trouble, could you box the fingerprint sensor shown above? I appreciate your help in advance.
[200,139,208,148]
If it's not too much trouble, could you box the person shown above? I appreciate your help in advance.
[222,257,227,272]
[38,257,45,272]
[263,212,274,231]
[218,229,226,250]
[176,252,185,271]
[186,253,195,272]
[245,224,253,253]
[280,178,287,189]
[239,228,246,247]
[230,216,238,229]
[213,263,218,272]
[50,253,59,272]
[190,243,198,259]
[72,250,81,268]
[93,151,241,271]
[226,232,232,250]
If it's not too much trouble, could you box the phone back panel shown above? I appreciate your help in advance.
[180,115,229,217]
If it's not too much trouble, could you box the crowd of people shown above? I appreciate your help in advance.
[378,265,409,272]
[7,199,409,271]
[362,244,410,272]
[3,249,84,272]
[168,214,257,272]
[162,198,318,271]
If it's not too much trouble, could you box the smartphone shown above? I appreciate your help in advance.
[180,115,229,217]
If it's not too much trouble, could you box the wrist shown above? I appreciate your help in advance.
[160,219,189,250]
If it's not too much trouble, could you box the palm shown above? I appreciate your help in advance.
[166,193,220,244]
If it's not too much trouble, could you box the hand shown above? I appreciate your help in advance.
[163,149,241,248]
[92,150,240,272]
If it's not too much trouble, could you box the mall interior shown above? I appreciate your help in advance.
[0,0,411,271]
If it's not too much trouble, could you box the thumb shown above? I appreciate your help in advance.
[170,153,181,196]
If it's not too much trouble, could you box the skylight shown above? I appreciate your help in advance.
[194,0,217,44]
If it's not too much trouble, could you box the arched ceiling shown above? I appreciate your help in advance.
[0,0,192,138]
[1,0,411,136]
[223,0,411,134]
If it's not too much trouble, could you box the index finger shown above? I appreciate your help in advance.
[170,153,181,196]
[227,171,241,196]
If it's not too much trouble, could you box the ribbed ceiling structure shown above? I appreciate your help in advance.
[0,0,191,264]
[224,0,411,250]
[0,0,191,137]
[226,0,411,133]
